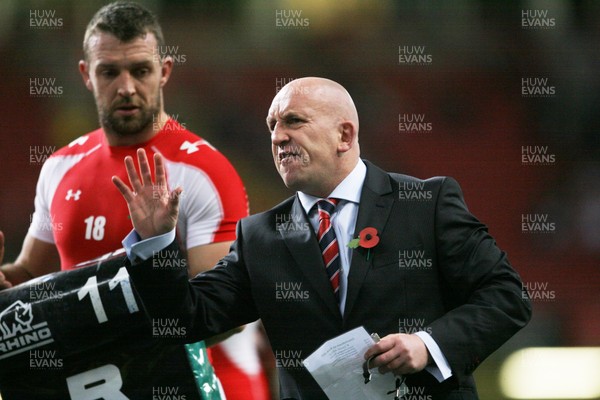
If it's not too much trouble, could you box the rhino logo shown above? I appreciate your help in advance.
[0,300,34,339]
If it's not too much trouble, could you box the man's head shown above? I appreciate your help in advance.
[82,1,165,62]
[79,2,172,144]
[267,77,360,198]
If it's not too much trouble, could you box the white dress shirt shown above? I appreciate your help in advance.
[297,160,366,316]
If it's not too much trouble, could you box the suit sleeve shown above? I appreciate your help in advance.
[428,177,532,382]
[127,221,259,343]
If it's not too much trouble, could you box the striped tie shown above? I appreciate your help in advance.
[316,199,341,302]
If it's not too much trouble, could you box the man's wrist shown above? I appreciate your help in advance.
[412,331,453,382]
[123,229,176,263]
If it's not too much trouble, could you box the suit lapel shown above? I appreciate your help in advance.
[280,197,342,320]
[344,161,395,320]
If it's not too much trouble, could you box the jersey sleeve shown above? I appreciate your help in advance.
[28,154,84,244]
[164,154,248,250]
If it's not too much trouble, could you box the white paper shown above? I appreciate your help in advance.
[302,326,399,399]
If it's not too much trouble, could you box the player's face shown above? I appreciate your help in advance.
[80,32,171,137]
[267,85,343,197]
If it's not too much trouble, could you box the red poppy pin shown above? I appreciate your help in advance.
[348,227,379,260]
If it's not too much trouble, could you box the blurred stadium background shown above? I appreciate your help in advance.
[0,1,598,399]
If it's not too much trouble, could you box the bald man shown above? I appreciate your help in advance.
[116,77,531,399]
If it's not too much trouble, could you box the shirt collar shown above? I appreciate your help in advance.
[297,159,367,214]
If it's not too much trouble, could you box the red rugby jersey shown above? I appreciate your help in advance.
[28,119,248,269]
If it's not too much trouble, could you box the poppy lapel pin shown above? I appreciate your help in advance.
[348,227,380,261]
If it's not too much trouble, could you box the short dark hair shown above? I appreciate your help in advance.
[83,1,164,60]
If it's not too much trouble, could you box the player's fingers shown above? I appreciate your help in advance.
[112,175,135,202]
[124,155,143,192]
[154,153,168,189]
[0,277,13,290]
[0,267,13,289]
[137,148,153,186]
[169,187,182,215]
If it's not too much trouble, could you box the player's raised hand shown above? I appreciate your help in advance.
[112,149,182,239]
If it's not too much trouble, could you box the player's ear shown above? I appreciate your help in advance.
[79,60,93,92]
[158,55,173,88]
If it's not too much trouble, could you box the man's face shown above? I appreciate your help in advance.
[267,85,342,196]
[79,31,169,137]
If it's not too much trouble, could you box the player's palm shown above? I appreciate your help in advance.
[112,149,182,239]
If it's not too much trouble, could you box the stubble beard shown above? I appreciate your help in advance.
[99,96,161,137]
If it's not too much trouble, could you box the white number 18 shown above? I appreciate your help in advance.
[83,215,106,241]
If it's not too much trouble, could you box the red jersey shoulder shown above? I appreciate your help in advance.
[155,121,234,171]
[51,129,104,158]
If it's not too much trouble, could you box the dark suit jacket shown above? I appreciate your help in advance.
[129,160,532,400]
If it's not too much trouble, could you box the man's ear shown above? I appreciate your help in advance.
[78,60,93,92]
[337,121,357,153]
[159,55,173,88]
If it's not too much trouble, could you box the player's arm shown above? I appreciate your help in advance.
[187,241,244,347]
[187,241,233,274]
[0,231,60,289]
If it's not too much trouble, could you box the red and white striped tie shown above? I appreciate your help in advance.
[316,199,341,302]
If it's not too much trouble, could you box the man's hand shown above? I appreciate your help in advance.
[364,333,430,376]
[0,231,13,289]
[112,149,182,239]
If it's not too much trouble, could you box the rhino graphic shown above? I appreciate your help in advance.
[0,300,34,339]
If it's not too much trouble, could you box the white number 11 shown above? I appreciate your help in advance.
[77,267,140,324]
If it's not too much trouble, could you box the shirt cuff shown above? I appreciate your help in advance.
[413,331,453,382]
[122,229,176,263]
